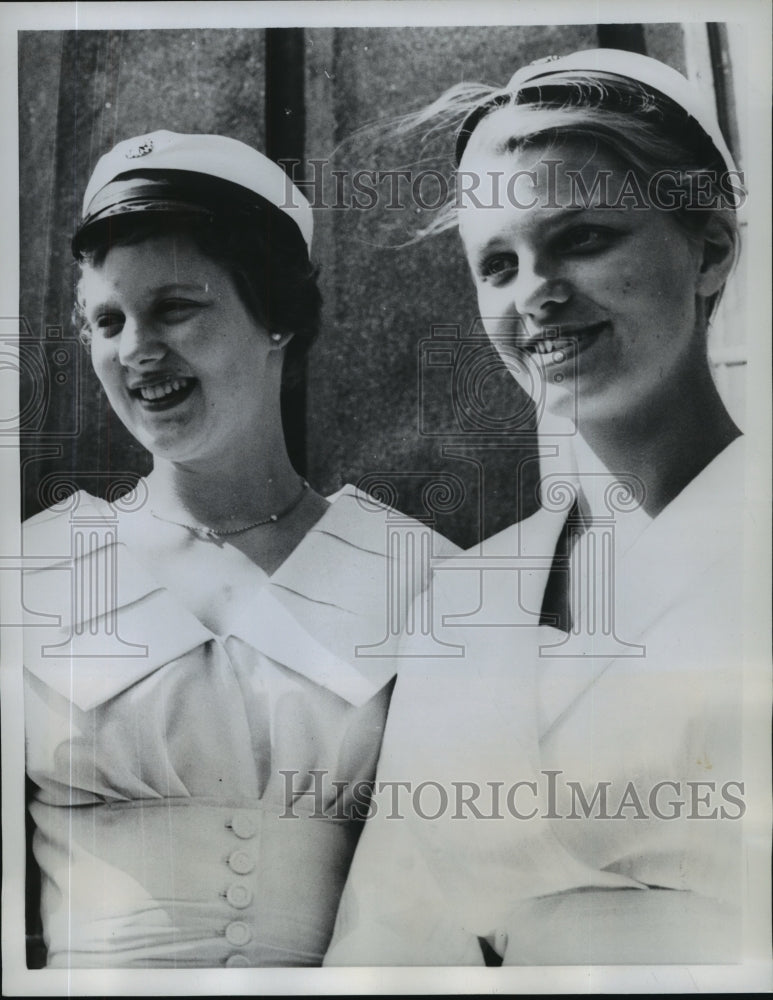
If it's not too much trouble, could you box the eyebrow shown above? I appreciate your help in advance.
[150,282,211,295]
[472,205,628,262]
[83,281,212,315]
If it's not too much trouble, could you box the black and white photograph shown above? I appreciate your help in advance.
[1,1,771,995]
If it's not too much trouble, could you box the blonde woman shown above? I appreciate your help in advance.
[327,49,746,966]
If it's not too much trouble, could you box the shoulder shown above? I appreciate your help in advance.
[22,490,110,558]
[21,488,153,623]
[266,486,459,663]
[322,484,460,560]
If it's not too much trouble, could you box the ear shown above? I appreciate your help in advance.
[694,215,737,299]
[269,331,295,350]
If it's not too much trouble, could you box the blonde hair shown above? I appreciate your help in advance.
[391,70,741,318]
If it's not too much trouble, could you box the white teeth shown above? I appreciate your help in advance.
[137,378,189,401]
[533,338,572,355]
[530,324,605,358]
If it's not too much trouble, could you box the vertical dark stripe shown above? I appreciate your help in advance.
[25,778,45,968]
[707,22,740,167]
[597,24,647,54]
[539,498,583,634]
[265,28,308,475]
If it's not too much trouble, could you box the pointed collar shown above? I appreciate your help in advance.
[23,486,444,709]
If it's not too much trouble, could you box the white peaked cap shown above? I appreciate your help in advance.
[78,130,313,251]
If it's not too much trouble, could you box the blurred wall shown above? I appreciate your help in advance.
[19,23,697,547]
[303,24,598,546]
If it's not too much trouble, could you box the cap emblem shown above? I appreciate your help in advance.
[125,139,154,159]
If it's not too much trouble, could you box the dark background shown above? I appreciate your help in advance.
[19,22,728,549]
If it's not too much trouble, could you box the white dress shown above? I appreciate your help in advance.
[326,439,747,965]
[23,484,458,967]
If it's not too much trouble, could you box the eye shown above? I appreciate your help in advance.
[479,252,518,283]
[94,312,124,336]
[559,226,614,253]
[156,299,202,322]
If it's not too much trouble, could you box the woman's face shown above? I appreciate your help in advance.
[82,232,279,465]
[457,125,708,425]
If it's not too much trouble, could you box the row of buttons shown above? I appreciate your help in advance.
[225,814,257,965]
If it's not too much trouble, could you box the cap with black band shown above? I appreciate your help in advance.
[455,48,737,176]
[72,130,313,257]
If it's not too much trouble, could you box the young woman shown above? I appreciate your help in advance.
[326,49,747,966]
[22,130,456,967]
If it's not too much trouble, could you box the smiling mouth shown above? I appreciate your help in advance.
[129,376,197,408]
[524,322,609,363]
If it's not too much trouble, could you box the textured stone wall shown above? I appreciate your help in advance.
[303,24,599,545]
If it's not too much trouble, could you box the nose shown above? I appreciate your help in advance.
[117,317,166,368]
[512,254,571,322]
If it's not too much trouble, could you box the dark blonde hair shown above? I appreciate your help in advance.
[394,69,741,319]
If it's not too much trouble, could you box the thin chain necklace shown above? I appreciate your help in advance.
[150,479,309,538]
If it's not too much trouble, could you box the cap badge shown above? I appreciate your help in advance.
[125,139,154,159]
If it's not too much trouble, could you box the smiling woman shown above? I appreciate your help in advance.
[456,135,738,492]
[326,49,748,966]
[80,234,284,475]
[22,131,457,968]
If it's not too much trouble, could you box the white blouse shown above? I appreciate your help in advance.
[326,439,747,965]
[23,485,457,967]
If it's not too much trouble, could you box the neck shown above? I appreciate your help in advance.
[146,430,303,532]
[569,364,740,519]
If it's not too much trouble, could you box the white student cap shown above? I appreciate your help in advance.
[73,130,313,254]
[456,48,737,175]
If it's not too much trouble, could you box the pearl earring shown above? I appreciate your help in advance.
[270,332,282,343]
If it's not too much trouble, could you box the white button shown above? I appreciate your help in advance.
[225,953,251,967]
[230,813,257,839]
[225,921,252,947]
[228,850,255,875]
[226,883,253,909]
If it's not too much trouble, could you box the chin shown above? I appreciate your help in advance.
[539,382,580,425]
[135,436,194,463]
